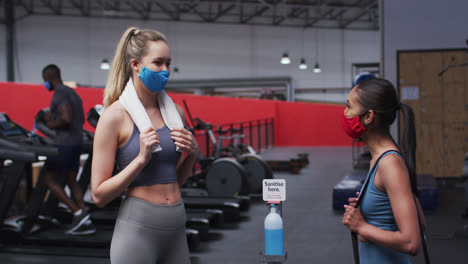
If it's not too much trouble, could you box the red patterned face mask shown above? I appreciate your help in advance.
[341,112,367,139]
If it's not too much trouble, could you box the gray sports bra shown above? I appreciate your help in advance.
[116,124,181,187]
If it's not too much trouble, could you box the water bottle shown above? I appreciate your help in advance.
[264,203,284,255]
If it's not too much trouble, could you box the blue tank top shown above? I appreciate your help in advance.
[358,150,411,264]
[116,124,181,187]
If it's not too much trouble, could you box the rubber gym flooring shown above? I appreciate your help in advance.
[1,147,467,263]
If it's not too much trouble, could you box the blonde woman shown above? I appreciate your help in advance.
[91,27,198,264]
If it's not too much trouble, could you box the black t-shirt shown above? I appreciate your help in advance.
[49,84,84,146]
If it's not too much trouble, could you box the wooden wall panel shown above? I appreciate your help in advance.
[443,123,465,177]
[414,125,425,176]
[420,52,443,98]
[465,67,468,152]
[399,49,467,178]
[419,97,443,123]
[465,66,468,129]
[443,83,465,123]
[444,123,465,152]
[418,123,444,176]
[442,51,467,84]
[399,53,422,85]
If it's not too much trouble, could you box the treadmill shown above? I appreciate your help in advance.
[0,142,37,227]
[0,112,116,255]
[182,188,248,222]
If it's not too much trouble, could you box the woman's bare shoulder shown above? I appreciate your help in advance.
[378,152,410,186]
[378,152,406,170]
[97,101,130,131]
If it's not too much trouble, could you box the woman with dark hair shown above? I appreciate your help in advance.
[341,78,425,263]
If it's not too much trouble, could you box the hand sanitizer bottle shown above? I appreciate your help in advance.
[264,203,284,255]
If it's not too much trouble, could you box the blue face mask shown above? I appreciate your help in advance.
[44,81,52,91]
[138,65,170,93]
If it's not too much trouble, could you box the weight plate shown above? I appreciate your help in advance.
[205,158,247,197]
[239,154,273,194]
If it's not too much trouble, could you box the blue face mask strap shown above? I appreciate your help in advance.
[136,61,145,78]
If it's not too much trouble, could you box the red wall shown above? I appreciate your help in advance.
[169,93,277,127]
[274,101,353,146]
[0,82,352,146]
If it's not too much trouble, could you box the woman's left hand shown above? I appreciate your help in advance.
[342,204,365,233]
[171,128,199,157]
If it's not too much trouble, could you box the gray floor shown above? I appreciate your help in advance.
[1,147,468,263]
[191,146,355,264]
[192,147,468,264]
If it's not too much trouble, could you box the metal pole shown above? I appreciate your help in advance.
[249,121,253,148]
[265,119,268,150]
[290,80,295,102]
[206,130,210,157]
[5,0,15,81]
[271,118,274,147]
[240,122,244,145]
[257,120,261,153]
[285,82,291,102]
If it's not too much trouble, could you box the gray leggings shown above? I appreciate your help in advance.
[110,196,190,264]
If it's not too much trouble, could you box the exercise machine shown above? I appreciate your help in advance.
[0,113,114,252]
[183,100,272,196]
[265,153,309,174]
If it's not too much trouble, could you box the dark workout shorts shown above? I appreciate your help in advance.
[45,145,82,174]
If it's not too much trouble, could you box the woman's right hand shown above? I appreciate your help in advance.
[346,192,368,242]
[348,192,360,207]
[138,127,160,165]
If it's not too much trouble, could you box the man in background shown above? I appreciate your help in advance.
[42,64,95,235]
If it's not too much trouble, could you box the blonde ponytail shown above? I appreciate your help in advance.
[103,26,167,107]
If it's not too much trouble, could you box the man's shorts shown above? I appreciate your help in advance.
[45,145,82,175]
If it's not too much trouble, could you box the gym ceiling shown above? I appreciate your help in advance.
[5,0,379,30]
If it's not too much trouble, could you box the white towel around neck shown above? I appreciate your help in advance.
[119,78,183,152]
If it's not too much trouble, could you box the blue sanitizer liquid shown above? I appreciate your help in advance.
[265,228,284,255]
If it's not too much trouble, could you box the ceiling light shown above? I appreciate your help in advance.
[100,59,110,70]
[313,63,321,73]
[299,58,308,70]
[280,53,291,64]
